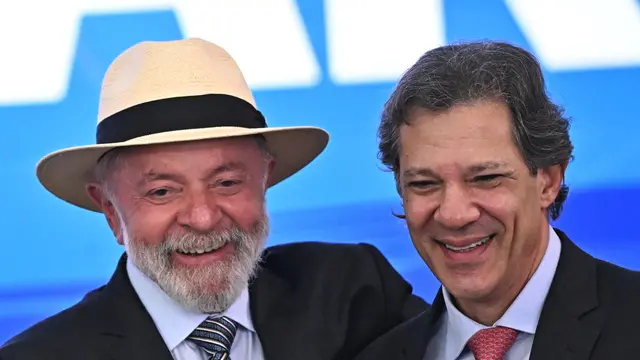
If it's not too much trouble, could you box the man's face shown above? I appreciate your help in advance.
[89,137,272,313]
[398,100,563,316]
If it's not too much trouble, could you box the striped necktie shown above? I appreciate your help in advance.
[188,316,238,360]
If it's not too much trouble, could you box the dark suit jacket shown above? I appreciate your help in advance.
[0,242,429,360]
[354,229,640,360]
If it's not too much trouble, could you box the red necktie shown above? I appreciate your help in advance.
[466,326,518,360]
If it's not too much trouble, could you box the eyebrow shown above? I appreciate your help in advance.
[204,161,247,179]
[138,161,247,185]
[467,161,511,174]
[402,161,513,179]
[402,167,439,179]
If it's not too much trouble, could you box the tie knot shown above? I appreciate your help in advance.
[467,326,518,360]
[188,316,238,359]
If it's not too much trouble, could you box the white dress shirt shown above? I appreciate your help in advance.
[424,226,562,360]
[126,259,265,360]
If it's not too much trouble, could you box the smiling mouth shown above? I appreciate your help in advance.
[176,243,227,256]
[438,234,496,253]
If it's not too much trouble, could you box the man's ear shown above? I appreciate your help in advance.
[539,161,568,209]
[264,157,276,192]
[85,183,124,245]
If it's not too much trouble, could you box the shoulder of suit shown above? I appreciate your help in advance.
[262,241,385,266]
[0,284,108,356]
[259,242,390,279]
[558,229,640,299]
[595,257,640,291]
[584,257,640,329]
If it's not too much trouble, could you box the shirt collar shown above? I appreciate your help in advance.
[126,258,256,351]
[441,225,562,359]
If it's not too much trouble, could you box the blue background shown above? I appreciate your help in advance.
[1,0,639,341]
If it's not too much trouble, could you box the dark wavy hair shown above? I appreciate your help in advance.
[377,41,574,220]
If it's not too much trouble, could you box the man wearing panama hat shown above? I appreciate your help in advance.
[0,38,428,360]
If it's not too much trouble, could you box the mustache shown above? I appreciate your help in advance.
[158,227,242,254]
[157,220,269,254]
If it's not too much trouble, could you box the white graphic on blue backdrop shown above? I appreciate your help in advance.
[1,0,639,341]
[1,0,640,105]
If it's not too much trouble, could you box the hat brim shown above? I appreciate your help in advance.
[36,126,329,212]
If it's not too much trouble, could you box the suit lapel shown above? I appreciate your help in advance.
[94,254,174,360]
[402,289,445,359]
[354,310,432,360]
[352,289,444,360]
[397,313,433,360]
[530,230,604,360]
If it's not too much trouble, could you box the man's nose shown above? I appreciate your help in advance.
[177,190,223,233]
[433,184,480,229]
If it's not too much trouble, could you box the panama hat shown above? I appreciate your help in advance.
[35,38,329,212]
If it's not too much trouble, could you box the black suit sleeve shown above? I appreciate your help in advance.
[359,243,430,320]
[327,242,429,360]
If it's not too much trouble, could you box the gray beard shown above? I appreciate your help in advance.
[123,217,269,314]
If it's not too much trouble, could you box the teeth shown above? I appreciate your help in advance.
[444,236,491,252]
[178,244,223,255]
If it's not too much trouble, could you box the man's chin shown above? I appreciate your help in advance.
[442,272,501,305]
[437,265,491,294]
[161,276,242,314]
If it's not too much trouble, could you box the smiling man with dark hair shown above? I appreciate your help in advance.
[357,40,640,360]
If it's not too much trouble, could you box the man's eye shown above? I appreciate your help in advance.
[407,180,436,189]
[149,188,170,197]
[219,180,240,187]
[475,174,502,182]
